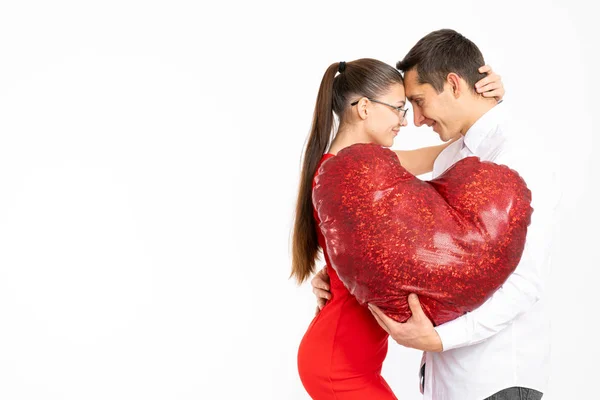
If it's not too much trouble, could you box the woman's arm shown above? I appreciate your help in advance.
[476,65,504,101]
[394,139,457,176]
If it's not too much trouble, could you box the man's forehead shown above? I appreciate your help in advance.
[403,70,423,97]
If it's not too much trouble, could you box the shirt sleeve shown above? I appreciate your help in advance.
[434,149,558,351]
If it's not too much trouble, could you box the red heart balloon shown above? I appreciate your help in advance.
[313,143,532,325]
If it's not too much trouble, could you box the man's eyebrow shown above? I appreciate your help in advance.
[407,95,421,102]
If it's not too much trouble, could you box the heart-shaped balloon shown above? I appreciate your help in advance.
[313,143,532,325]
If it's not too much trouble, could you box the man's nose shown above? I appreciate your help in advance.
[413,108,424,127]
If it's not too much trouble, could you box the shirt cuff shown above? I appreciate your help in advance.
[434,314,470,352]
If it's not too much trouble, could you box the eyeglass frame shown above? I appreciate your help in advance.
[350,97,409,120]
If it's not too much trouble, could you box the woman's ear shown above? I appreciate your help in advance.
[356,97,369,120]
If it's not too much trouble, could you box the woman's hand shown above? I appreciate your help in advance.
[476,65,505,101]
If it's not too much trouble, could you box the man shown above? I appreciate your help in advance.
[311,29,557,400]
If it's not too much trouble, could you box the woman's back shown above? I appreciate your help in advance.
[297,153,396,399]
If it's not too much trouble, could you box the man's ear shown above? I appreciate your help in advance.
[446,73,463,98]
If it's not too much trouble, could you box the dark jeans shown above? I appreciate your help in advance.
[484,387,543,400]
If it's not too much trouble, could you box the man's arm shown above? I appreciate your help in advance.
[369,153,558,351]
[369,207,548,352]
[435,161,557,350]
[435,240,541,350]
[311,266,330,314]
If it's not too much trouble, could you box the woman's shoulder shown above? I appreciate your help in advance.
[315,153,335,174]
[312,153,335,187]
[321,153,335,162]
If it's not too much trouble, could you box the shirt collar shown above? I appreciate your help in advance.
[463,101,506,154]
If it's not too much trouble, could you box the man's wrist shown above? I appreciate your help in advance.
[427,330,443,352]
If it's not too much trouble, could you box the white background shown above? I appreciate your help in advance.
[0,1,597,399]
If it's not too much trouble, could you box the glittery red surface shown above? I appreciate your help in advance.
[312,143,533,325]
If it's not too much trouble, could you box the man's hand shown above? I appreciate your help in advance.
[368,294,443,352]
[311,266,331,315]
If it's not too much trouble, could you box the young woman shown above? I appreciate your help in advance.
[292,58,504,399]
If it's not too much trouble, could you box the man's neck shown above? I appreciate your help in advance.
[460,98,498,135]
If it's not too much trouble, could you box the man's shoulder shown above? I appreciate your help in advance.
[487,128,559,210]
[478,118,538,166]
[476,109,560,210]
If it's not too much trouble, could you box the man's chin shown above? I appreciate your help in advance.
[436,131,450,142]
[439,132,460,142]
[433,125,446,140]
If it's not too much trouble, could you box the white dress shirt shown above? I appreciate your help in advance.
[421,102,559,400]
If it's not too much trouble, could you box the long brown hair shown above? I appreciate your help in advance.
[291,58,404,283]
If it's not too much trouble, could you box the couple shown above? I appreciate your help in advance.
[292,29,555,400]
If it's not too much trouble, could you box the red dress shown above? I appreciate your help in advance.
[297,154,397,399]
